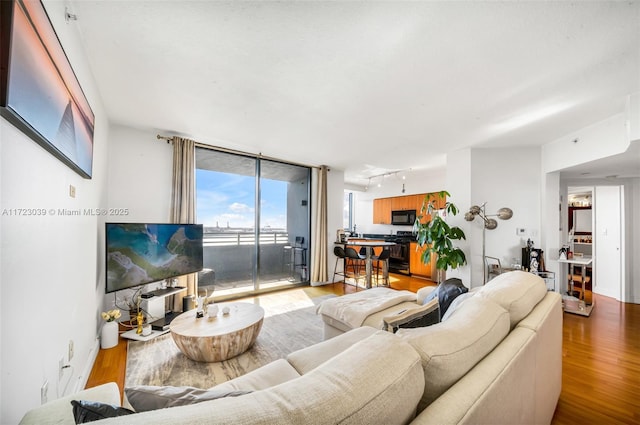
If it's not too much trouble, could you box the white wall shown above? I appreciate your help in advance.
[542,113,629,174]
[465,148,542,287]
[107,125,173,224]
[0,2,109,421]
[445,148,472,285]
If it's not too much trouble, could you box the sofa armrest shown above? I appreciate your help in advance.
[416,285,437,305]
[19,382,121,425]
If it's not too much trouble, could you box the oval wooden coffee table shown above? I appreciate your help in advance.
[170,302,264,362]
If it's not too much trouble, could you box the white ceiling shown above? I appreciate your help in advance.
[67,0,640,184]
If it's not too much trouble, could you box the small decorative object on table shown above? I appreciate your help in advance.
[136,311,144,334]
[207,304,219,317]
[222,305,230,315]
[141,324,152,336]
[100,309,121,349]
[195,296,206,318]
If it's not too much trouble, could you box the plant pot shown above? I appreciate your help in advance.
[101,321,119,349]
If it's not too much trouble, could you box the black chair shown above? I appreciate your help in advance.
[344,247,365,290]
[332,246,347,284]
[372,249,391,286]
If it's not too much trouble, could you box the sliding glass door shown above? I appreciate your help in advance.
[196,148,310,298]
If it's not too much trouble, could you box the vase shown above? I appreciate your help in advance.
[101,321,118,349]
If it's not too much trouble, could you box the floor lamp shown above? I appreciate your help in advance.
[464,203,513,284]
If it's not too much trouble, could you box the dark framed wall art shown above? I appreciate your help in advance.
[0,0,94,178]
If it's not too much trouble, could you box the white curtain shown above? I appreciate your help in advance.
[170,136,197,310]
[311,165,329,283]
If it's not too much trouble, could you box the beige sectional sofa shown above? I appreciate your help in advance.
[21,271,562,425]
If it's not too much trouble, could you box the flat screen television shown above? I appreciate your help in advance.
[106,223,203,293]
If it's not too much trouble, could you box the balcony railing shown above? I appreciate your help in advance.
[203,231,289,246]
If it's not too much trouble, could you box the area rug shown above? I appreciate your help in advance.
[125,294,335,389]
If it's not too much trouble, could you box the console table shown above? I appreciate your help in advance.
[120,286,186,341]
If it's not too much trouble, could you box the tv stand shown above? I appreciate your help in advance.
[120,286,186,341]
[149,310,180,331]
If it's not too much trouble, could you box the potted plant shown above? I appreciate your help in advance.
[413,190,467,282]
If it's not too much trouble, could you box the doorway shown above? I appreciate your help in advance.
[566,185,624,301]
[195,148,311,298]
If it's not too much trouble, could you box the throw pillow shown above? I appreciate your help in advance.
[125,385,251,412]
[383,298,440,333]
[424,278,468,318]
[70,400,135,424]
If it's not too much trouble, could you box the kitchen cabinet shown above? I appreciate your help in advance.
[410,242,433,279]
[373,198,392,224]
[373,192,447,225]
[391,195,417,211]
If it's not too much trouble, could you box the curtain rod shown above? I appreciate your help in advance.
[156,134,327,170]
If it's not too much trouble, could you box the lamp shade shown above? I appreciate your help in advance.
[464,211,476,221]
[468,205,481,215]
[484,218,498,230]
[497,207,513,220]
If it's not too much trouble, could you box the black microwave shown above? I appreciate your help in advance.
[391,210,416,225]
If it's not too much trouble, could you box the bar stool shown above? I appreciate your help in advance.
[344,247,365,290]
[372,249,391,287]
[332,246,347,284]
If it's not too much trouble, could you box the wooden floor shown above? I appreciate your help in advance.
[552,292,640,425]
[87,275,640,424]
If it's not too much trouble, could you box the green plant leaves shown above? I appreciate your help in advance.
[413,190,467,272]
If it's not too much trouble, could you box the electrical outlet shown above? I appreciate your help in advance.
[59,357,65,380]
[516,228,526,236]
[68,340,74,361]
[41,380,49,404]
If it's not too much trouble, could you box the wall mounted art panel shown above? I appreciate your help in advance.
[0,0,94,178]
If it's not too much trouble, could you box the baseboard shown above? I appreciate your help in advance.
[624,295,640,304]
[75,339,100,394]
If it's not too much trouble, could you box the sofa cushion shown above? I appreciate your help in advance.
[476,271,547,328]
[382,298,440,332]
[209,358,301,392]
[440,291,475,321]
[287,326,378,374]
[124,386,251,412]
[95,332,425,425]
[397,296,510,411]
[20,382,121,425]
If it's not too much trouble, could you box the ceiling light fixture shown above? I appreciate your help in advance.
[366,168,412,192]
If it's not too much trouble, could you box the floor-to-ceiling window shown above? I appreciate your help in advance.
[196,148,311,298]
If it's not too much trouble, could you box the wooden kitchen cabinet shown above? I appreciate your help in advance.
[391,195,417,211]
[373,191,446,225]
[373,198,392,224]
[410,242,433,279]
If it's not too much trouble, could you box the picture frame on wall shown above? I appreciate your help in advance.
[0,0,94,178]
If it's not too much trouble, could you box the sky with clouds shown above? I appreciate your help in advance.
[196,169,287,230]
